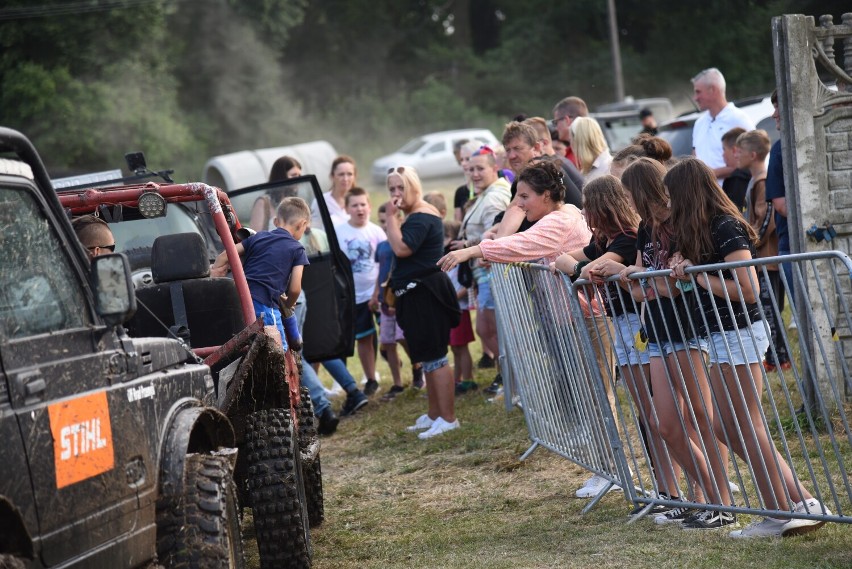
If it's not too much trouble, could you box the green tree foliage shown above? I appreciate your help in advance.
[0,0,848,177]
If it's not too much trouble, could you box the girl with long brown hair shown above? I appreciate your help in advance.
[667,157,828,537]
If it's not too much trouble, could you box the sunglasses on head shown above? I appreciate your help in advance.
[387,166,406,174]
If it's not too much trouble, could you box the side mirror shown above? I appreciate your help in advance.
[91,253,137,325]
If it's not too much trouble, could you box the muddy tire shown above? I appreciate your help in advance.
[156,454,245,568]
[297,386,324,527]
[245,408,311,569]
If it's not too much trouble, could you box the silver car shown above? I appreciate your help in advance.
[371,128,498,183]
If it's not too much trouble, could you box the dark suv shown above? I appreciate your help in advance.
[0,128,242,567]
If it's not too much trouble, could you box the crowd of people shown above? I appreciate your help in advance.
[71,66,831,540]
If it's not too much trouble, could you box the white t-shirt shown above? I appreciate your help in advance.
[310,191,349,229]
[692,103,755,180]
[335,221,387,303]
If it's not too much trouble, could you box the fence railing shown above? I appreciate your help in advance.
[491,251,852,526]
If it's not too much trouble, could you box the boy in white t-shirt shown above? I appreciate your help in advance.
[336,187,387,395]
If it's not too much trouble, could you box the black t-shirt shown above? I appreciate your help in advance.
[722,168,750,211]
[583,232,638,317]
[390,212,445,288]
[454,184,471,211]
[636,222,698,344]
[693,215,761,333]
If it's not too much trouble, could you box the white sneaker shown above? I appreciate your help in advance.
[729,517,787,538]
[729,481,741,494]
[418,417,460,439]
[782,499,830,537]
[575,474,619,498]
[406,414,435,432]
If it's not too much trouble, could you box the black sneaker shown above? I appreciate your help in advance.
[484,373,503,394]
[629,494,676,517]
[340,390,369,416]
[364,378,379,396]
[317,406,339,435]
[653,506,698,525]
[682,509,737,530]
[478,353,496,368]
[455,380,479,395]
[411,366,425,389]
[380,385,406,402]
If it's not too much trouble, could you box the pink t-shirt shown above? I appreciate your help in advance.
[478,206,591,265]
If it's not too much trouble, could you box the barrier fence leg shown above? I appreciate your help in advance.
[582,481,616,514]
[519,441,540,462]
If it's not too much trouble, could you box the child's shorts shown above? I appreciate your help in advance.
[355,301,376,339]
[449,309,475,347]
[708,320,769,366]
[379,307,406,345]
[613,312,650,367]
[647,337,709,358]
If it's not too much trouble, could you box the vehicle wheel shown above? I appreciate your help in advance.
[245,408,311,569]
[156,453,245,568]
[298,386,324,527]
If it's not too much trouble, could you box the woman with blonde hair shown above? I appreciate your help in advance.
[570,117,612,182]
[386,166,462,439]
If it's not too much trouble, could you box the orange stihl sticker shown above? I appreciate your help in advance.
[48,392,114,489]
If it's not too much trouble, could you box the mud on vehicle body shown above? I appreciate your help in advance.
[0,127,240,567]
[51,157,355,568]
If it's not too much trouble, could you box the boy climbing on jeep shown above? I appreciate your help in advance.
[211,196,310,349]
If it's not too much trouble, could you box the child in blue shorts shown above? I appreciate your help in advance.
[211,196,309,350]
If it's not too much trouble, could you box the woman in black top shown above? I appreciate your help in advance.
[385,166,461,440]
[554,174,681,504]
[617,158,735,528]
[668,158,826,537]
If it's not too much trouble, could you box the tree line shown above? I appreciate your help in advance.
[0,0,843,180]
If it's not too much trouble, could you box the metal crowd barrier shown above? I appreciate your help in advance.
[492,251,852,527]
[491,262,629,513]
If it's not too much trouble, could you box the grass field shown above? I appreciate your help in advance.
[242,342,852,569]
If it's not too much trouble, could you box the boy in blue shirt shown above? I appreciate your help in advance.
[211,196,310,349]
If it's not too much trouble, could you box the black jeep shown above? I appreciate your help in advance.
[0,128,243,567]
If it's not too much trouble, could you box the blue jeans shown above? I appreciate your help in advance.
[294,299,331,416]
[318,358,358,393]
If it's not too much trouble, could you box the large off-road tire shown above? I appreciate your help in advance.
[245,408,312,569]
[297,386,324,527]
[156,453,245,568]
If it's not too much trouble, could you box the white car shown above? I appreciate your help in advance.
[371,128,498,183]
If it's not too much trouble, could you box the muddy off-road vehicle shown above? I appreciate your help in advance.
[0,128,355,568]
[0,127,242,568]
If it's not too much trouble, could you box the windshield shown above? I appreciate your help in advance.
[599,117,643,152]
[398,138,427,154]
[112,206,205,252]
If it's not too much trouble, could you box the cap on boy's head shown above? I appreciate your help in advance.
[639,108,653,119]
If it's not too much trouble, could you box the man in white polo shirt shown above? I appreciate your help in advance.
[691,68,755,185]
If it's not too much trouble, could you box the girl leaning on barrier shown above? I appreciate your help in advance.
[616,157,737,529]
[551,174,682,506]
[667,157,829,539]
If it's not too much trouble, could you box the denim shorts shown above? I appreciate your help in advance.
[647,337,709,358]
[613,312,650,367]
[422,356,449,373]
[477,279,495,310]
[708,320,770,366]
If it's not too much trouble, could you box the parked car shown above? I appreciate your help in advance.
[657,95,779,157]
[591,97,675,152]
[371,128,498,183]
